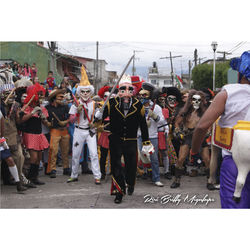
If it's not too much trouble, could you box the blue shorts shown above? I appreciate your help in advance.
[1,149,12,160]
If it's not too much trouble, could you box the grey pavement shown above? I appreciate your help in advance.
[1,167,221,209]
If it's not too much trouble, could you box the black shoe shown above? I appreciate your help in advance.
[164,172,172,180]
[207,183,220,191]
[24,182,37,188]
[114,193,123,204]
[101,174,106,180]
[50,170,56,178]
[31,179,45,185]
[16,181,27,192]
[63,168,71,176]
[142,173,148,180]
[170,181,180,189]
[127,186,134,196]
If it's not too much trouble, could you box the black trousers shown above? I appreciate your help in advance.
[100,146,109,175]
[109,135,137,193]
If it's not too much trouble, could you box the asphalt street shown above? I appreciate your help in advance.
[1,166,221,209]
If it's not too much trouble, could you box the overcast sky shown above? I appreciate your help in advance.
[57,41,250,78]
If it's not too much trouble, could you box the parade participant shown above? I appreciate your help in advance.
[200,88,214,108]
[19,83,50,185]
[45,88,70,178]
[95,75,154,203]
[191,51,250,208]
[0,110,27,192]
[138,82,165,186]
[170,90,209,188]
[163,87,183,176]
[67,66,101,184]
[97,85,111,180]
[2,78,36,188]
[156,90,171,179]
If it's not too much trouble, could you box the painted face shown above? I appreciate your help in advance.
[118,83,134,103]
[21,93,27,104]
[182,93,189,103]
[80,88,91,101]
[3,90,15,105]
[192,94,201,109]
[103,91,110,101]
[138,89,150,105]
[167,95,177,108]
[158,96,166,108]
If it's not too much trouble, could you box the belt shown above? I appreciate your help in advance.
[75,126,90,130]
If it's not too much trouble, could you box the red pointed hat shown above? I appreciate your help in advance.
[131,76,144,95]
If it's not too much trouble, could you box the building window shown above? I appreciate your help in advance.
[151,79,156,85]
[164,79,171,85]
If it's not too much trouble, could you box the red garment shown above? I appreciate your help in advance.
[158,131,167,150]
[162,108,169,119]
[98,131,110,148]
[46,77,55,88]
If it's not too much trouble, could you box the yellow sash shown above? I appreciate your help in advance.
[212,120,250,150]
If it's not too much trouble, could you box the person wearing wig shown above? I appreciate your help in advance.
[19,83,50,185]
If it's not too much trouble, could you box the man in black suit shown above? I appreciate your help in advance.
[95,76,154,204]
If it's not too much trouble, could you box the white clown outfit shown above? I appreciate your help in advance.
[68,66,101,182]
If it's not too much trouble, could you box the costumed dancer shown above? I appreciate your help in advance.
[95,75,154,204]
[19,83,50,185]
[138,82,165,187]
[156,89,171,179]
[171,90,209,188]
[45,88,71,178]
[67,66,101,185]
[164,87,184,176]
[191,51,250,208]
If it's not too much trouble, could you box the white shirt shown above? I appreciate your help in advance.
[138,101,165,139]
[69,100,95,128]
[218,84,250,156]
[219,84,250,128]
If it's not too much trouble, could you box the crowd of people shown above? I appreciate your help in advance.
[1,50,250,207]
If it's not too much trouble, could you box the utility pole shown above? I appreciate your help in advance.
[47,41,58,82]
[160,52,182,85]
[95,41,99,93]
[188,60,192,88]
[194,49,198,66]
[132,50,143,75]
[217,51,232,61]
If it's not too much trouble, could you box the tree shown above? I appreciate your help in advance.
[192,61,230,90]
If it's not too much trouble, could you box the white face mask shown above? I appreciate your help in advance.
[192,94,201,109]
[167,95,177,108]
[80,89,91,101]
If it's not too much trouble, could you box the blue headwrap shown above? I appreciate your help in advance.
[230,51,250,81]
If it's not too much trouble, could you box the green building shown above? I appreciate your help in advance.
[0,42,62,83]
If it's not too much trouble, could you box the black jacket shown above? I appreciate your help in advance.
[103,97,149,143]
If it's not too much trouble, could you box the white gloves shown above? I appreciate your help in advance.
[148,109,158,120]
[95,110,103,120]
[141,141,155,158]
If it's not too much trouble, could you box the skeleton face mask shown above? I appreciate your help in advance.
[118,83,134,103]
[167,95,177,108]
[80,89,91,101]
[192,94,201,109]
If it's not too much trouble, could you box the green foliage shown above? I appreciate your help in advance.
[192,61,230,90]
